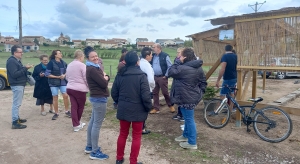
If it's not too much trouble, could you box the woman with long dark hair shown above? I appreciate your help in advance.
[45,50,70,120]
[168,48,207,150]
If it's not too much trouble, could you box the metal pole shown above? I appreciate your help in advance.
[255,2,258,13]
[18,0,22,47]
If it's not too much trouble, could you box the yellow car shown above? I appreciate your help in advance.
[0,68,9,90]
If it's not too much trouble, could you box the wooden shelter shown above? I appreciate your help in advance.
[187,7,300,66]
[187,7,300,126]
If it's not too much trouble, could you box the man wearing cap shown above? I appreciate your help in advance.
[150,43,175,114]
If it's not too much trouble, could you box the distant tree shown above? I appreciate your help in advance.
[94,45,100,49]
[174,37,181,40]
[127,38,131,45]
[34,38,40,46]
[43,43,49,46]
[81,41,86,46]
[65,35,71,41]
[184,39,193,47]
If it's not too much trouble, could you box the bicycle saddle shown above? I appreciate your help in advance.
[248,97,263,102]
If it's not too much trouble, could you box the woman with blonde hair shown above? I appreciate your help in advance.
[66,50,89,132]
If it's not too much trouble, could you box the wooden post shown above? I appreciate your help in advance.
[262,71,266,93]
[235,70,242,127]
[241,72,252,100]
[252,71,257,98]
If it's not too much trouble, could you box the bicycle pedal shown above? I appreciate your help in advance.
[247,129,251,132]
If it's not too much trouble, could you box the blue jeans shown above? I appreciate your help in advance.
[220,79,237,96]
[50,86,67,96]
[11,86,25,122]
[180,107,197,145]
[86,102,107,153]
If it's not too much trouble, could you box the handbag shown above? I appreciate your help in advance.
[27,75,35,86]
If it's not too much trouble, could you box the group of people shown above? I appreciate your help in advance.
[5,43,237,164]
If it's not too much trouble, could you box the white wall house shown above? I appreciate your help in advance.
[4,42,39,52]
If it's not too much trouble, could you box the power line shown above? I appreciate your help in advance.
[248,1,266,13]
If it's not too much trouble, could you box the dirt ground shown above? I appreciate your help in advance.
[0,87,169,164]
[0,77,300,164]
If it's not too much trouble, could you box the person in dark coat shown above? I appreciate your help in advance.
[111,51,152,164]
[33,55,53,116]
[168,48,207,150]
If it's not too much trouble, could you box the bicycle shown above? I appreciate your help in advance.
[203,85,293,143]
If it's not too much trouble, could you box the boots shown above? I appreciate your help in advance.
[12,120,27,129]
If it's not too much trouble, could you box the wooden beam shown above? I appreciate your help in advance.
[235,13,300,23]
[241,72,252,100]
[238,101,300,116]
[252,71,257,99]
[235,70,243,127]
[205,57,221,80]
[237,66,300,71]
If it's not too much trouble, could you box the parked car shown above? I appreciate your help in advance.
[258,57,300,79]
[0,68,9,90]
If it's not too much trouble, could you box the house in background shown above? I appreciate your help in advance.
[23,36,45,44]
[99,40,118,48]
[4,41,39,52]
[4,36,14,42]
[155,39,184,47]
[136,38,148,43]
[86,39,105,47]
[108,38,129,47]
[57,32,70,45]
[136,42,155,49]
[72,40,82,47]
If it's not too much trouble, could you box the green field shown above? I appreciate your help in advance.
[0,45,179,81]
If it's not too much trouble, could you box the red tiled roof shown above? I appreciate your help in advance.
[86,39,105,41]
[72,40,81,42]
[4,37,14,39]
[137,42,155,46]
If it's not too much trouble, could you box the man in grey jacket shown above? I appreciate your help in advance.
[6,45,33,129]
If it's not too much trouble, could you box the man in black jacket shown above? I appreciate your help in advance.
[150,43,175,114]
[6,45,33,129]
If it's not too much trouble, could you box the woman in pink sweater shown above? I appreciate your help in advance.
[66,50,89,132]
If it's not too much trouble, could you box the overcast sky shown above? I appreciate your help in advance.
[0,0,299,43]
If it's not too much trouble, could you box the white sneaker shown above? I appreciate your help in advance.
[73,125,83,132]
[80,122,86,128]
[180,125,185,131]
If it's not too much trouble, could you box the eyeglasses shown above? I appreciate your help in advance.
[16,51,23,54]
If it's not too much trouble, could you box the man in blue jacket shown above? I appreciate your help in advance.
[6,45,33,129]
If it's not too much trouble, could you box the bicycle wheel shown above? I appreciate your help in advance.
[203,99,231,129]
[253,106,293,143]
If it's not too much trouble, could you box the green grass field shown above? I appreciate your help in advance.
[0,45,180,81]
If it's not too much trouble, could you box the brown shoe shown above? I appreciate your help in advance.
[169,106,175,113]
[150,109,160,114]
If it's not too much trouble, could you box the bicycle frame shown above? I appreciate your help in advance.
[221,86,271,126]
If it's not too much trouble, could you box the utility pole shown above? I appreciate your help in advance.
[248,1,266,13]
[18,0,22,46]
